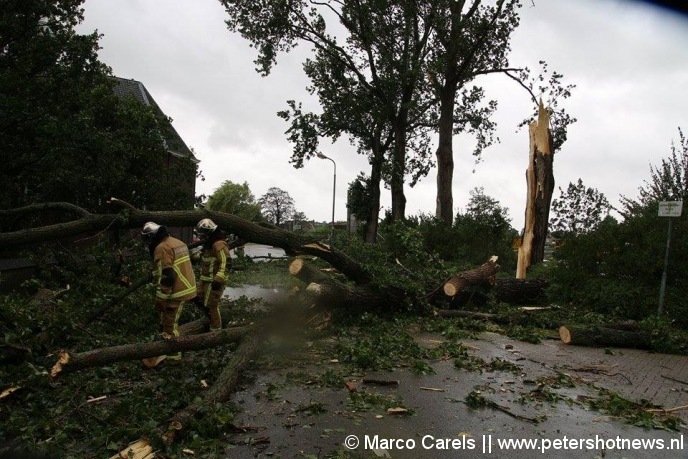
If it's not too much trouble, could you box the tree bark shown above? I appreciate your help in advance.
[435,84,456,225]
[365,145,384,243]
[50,326,252,377]
[0,205,372,284]
[391,113,408,222]
[443,256,499,297]
[517,102,555,278]
[558,325,651,349]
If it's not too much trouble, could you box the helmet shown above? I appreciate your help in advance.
[195,218,218,240]
[141,221,162,244]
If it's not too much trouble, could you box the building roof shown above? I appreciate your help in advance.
[111,77,199,163]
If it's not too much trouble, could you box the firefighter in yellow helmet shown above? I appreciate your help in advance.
[141,222,197,362]
[194,218,229,330]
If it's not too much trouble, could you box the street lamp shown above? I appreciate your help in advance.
[316,152,336,245]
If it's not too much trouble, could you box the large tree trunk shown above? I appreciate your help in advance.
[391,115,407,222]
[443,256,499,297]
[365,145,384,243]
[559,325,651,349]
[435,84,456,225]
[50,326,252,377]
[0,203,372,284]
[517,102,555,279]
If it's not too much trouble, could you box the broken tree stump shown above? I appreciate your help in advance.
[558,325,651,350]
[443,256,499,297]
[517,101,555,279]
[50,326,252,377]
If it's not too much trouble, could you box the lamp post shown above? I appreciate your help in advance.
[316,152,336,245]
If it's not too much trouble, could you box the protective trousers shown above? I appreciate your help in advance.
[159,300,185,360]
[198,282,222,330]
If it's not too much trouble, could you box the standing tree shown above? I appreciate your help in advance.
[222,0,437,222]
[206,180,262,221]
[621,127,688,216]
[550,179,611,235]
[259,187,295,226]
[0,0,196,212]
[428,0,521,225]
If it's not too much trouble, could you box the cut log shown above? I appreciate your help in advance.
[558,325,651,349]
[517,102,555,279]
[50,325,252,377]
[289,258,331,285]
[443,256,499,297]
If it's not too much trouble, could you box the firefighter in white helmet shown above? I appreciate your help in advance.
[194,218,229,330]
[141,221,197,362]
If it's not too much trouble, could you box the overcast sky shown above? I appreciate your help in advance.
[79,0,688,228]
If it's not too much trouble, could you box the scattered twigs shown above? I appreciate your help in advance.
[661,374,688,386]
[645,405,688,414]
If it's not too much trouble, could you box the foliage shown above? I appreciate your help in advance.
[0,239,254,457]
[621,127,688,215]
[588,389,682,431]
[346,173,373,224]
[258,187,295,226]
[0,0,196,212]
[206,180,262,221]
[548,132,688,326]
[550,178,611,235]
[412,188,517,270]
[513,61,577,152]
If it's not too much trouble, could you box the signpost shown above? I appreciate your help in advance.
[658,201,682,314]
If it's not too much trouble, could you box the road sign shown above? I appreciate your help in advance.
[658,201,683,217]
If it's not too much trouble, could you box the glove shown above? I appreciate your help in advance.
[154,301,166,313]
[211,280,223,291]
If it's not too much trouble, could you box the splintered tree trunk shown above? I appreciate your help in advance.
[517,102,555,279]
[443,256,499,297]
[50,326,252,377]
[559,325,651,349]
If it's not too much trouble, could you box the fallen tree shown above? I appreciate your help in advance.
[0,199,371,284]
[161,331,264,445]
[50,325,252,377]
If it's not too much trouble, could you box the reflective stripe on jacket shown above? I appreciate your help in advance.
[153,236,197,301]
[199,239,230,284]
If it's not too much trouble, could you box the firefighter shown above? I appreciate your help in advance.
[141,221,197,362]
[194,218,229,330]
